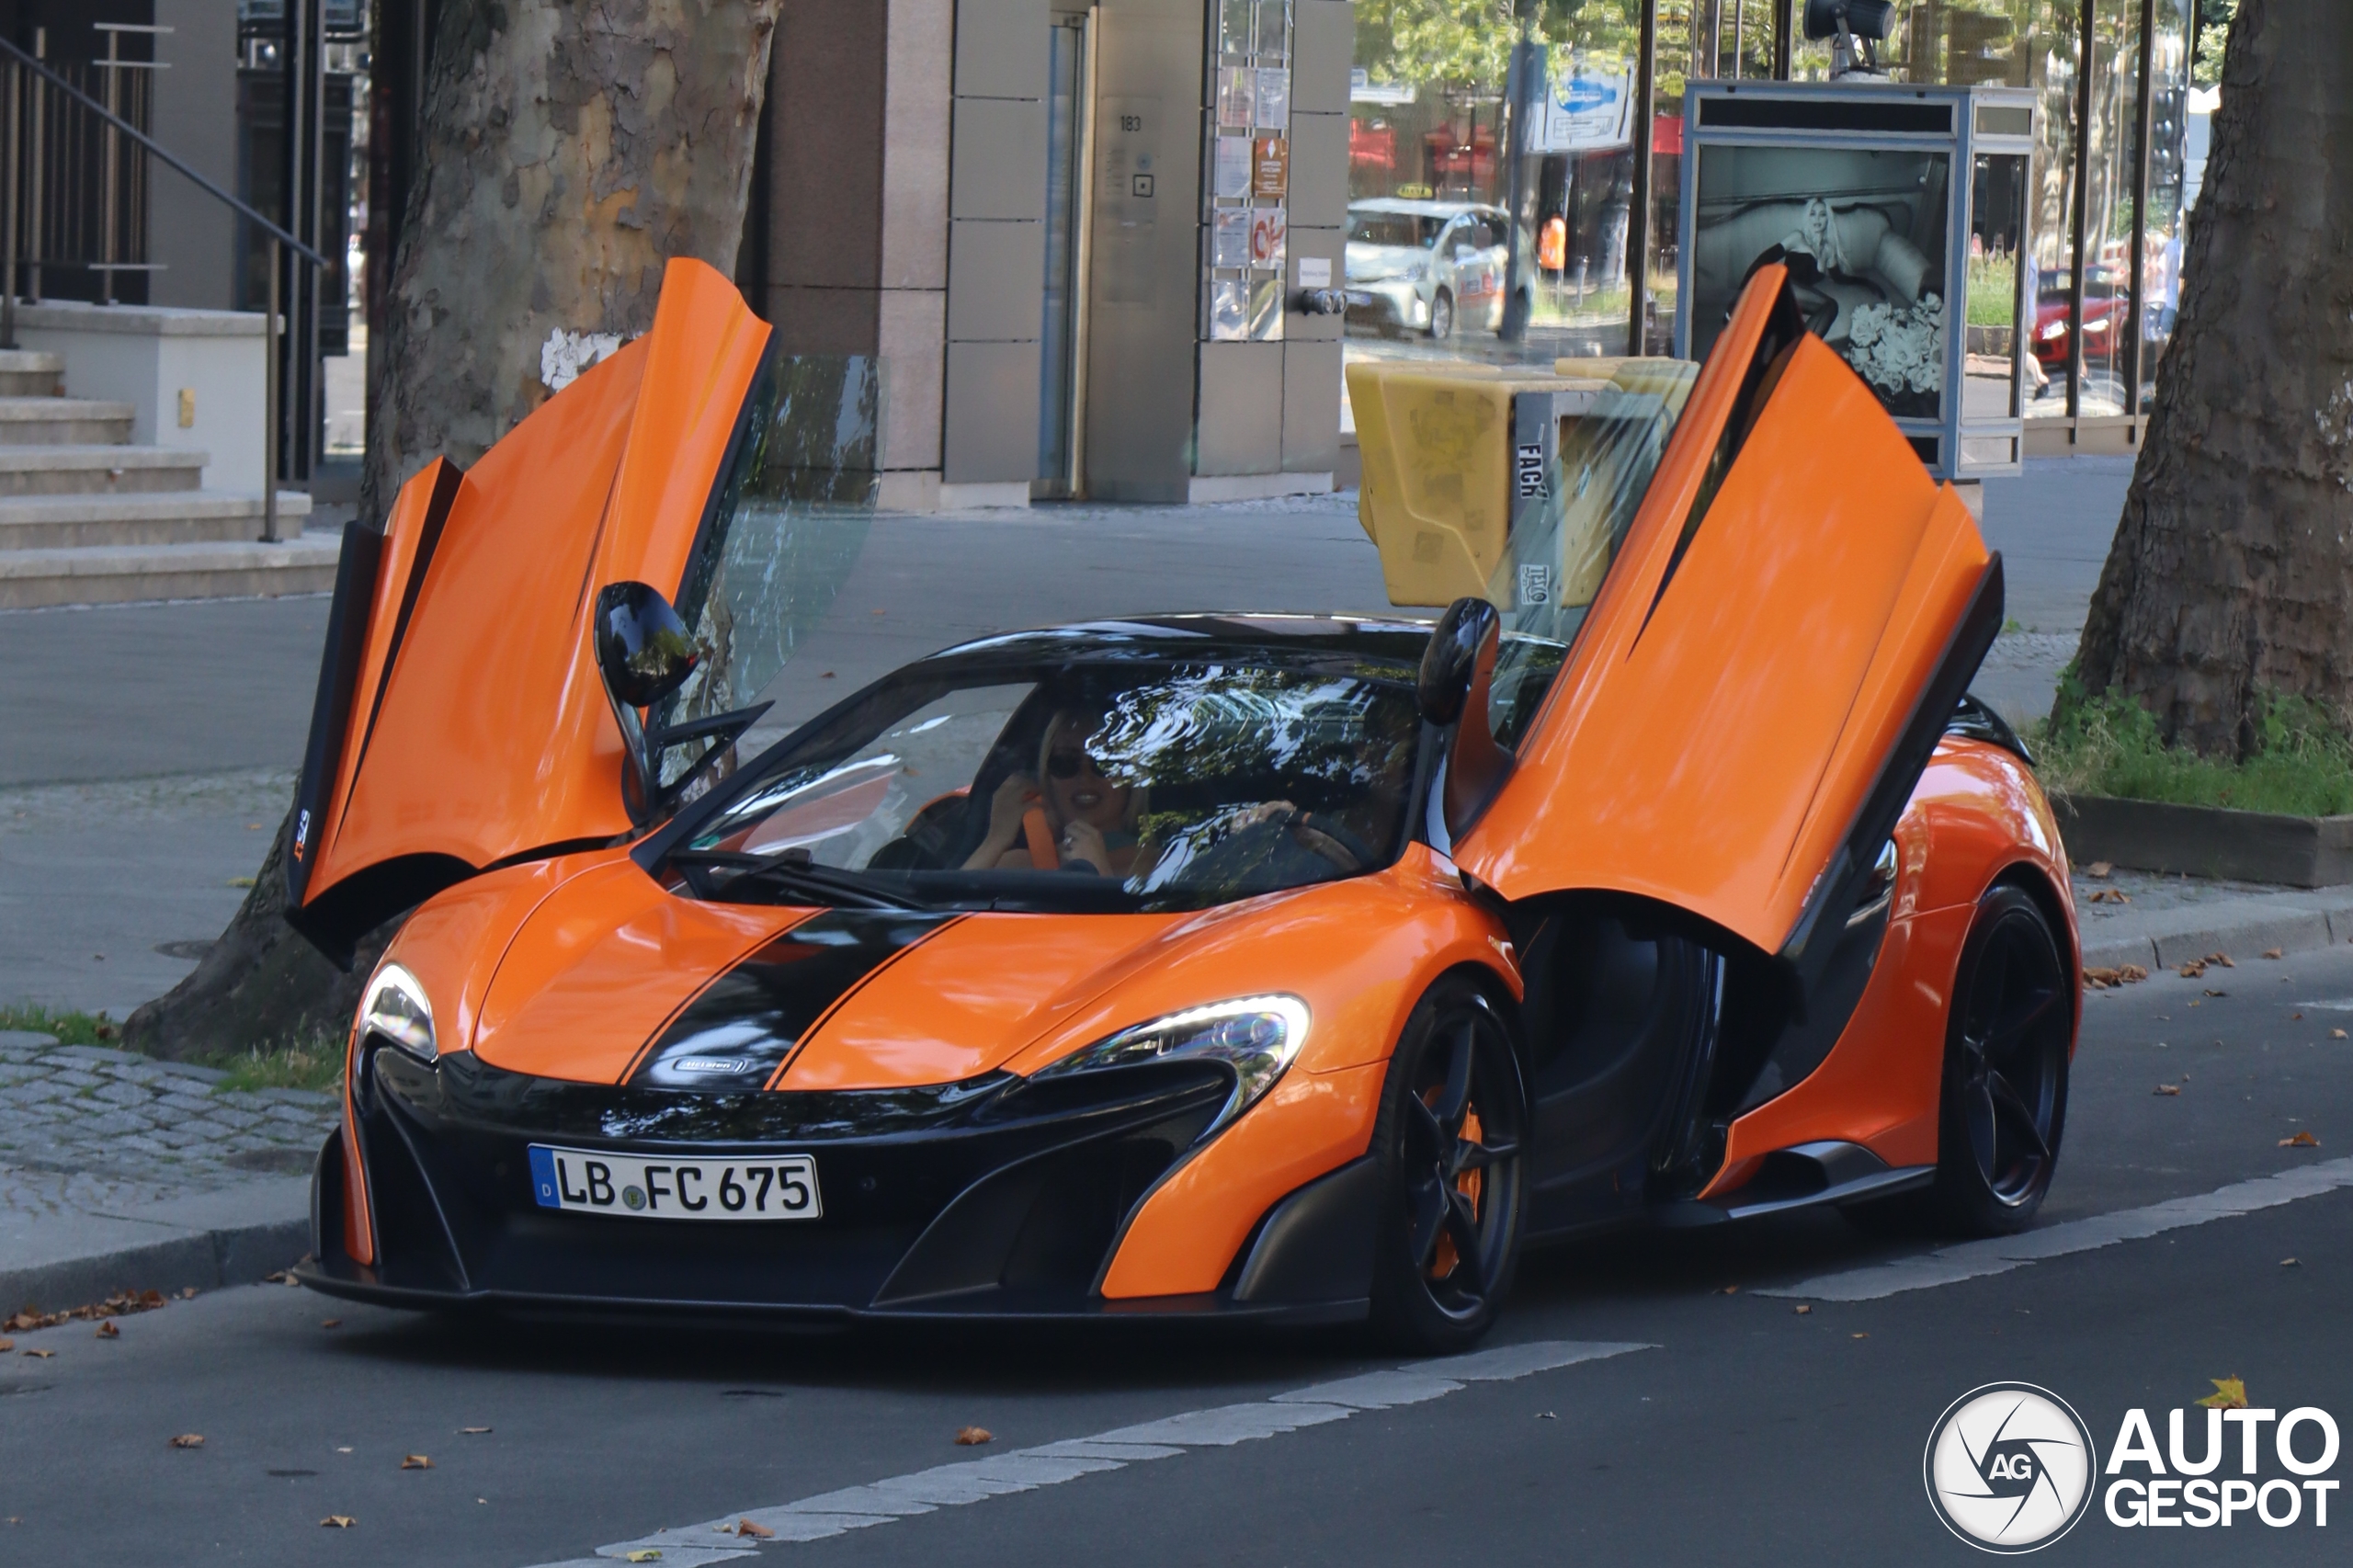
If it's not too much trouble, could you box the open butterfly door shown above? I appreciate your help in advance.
[1454,266,2003,991]
[283,258,877,966]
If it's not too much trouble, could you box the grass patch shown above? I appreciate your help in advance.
[2033,675,2353,816]
[0,1004,344,1093]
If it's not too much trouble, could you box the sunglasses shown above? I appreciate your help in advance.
[1045,750,1100,780]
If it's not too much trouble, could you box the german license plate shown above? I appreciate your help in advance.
[526,1145,820,1221]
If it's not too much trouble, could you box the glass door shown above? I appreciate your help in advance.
[1037,15,1091,496]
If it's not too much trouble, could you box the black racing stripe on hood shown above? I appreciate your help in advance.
[628,910,962,1092]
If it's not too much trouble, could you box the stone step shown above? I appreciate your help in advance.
[0,396,136,445]
[0,490,308,551]
[0,349,63,397]
[0,528,335,610]
[0,444,205,497]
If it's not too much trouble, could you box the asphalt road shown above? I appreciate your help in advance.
[5,935,2347,1565]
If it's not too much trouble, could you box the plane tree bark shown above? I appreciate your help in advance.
[2071,0,2353,756]
[125,0,781,1060]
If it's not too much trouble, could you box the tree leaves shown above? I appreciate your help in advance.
[2197,1378,2249,1411]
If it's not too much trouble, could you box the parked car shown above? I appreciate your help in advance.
[2030,273,2128,375]
[1345,198,1534,340]
[286,259,2076,1351]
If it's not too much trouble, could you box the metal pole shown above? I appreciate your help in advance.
[2064,0,2096,422]
[266,235,280,543]
[1773,0,1793,80]
[2,60,17,349]
[26,28,41,304]
[99,28,119,305]
[1734,0,1745,79]
[1626,0,1656,356]
[1497,14,1537,343]
[2124,0,2157,421]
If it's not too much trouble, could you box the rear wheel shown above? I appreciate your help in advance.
[1427,289,1456,341]
[1928,884,2071,1233]
[1369,978,1528,1353]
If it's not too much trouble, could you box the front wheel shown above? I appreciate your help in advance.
[1368,977,1528,1353]
[1929,884,2071,1233]
[1427,289,1456,341]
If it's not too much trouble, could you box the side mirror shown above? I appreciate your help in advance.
[1417,596,1496,726]
[595,582,699,709]
[1417,597,1515,845]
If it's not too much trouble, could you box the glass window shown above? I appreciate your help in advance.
[652,354,882,790]
[675,640,1433,914]
[2136,0,2192,412]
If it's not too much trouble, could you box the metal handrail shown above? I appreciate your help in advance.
[0,31,330,542]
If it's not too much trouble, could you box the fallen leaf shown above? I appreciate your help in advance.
[2178,960,2208,979]
[2282,1257,2300,1267]
[2086,861,2113,879]
[228,877,256,889]
[820,671,836,678]
[2292,1012,2304,1020]
[95,1321,119,1339]
[1852,1333,1870,1339]
[179,1287,198,1300]
[2197,1377,2249,1411]
[263,1271,293,1284]
[2334,1029,2348,1040]
[320,1320,342,1330]
[2155,1084,2182,1096]
[2083,963,2150,989]
[170,1434,205,1449]
[1793,1304,1813,1315]
[335,1447,352,1454]
[401,1454,431,1470]
[22,1348,52,1358]
[460,1426,492,1435]
[624,1552,662,1562]
[2279,1131,2320,1147]
[2210,952,2235,968]
[734,1519,776,1539]
[321,1515,356,1528]
[2203,988,2228,998]
[1719,1285,1740,1294]
[2264,949,2284,960]
[955,1426,994,1446]
[2087,888,2130,903]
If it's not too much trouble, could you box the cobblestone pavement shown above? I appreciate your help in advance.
[0,1030,337,1220]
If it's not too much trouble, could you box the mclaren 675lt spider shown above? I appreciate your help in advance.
[286,257,2076,1350]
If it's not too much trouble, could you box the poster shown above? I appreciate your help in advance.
[1253,136,1289,198]
[1210,279,1249,340]
[1249,206,1287,268]
[1535,65,1633,153]
[1687,144,1954,420]
[1213,135,1252,199]
[1213,208,1253,268]
[1218,67,1253,130]
[1255,67,1289,130]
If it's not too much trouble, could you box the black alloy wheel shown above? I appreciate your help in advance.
[1932,883,2072,1233]
[1427,288,1456,341]
[1370,978,1528,1352]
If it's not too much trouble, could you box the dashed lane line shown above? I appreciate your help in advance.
[1758,1155,2353,1303]
[519,1339,1654,1566]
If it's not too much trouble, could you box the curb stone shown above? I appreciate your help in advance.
[0,1173,313,1312]
[2076,885,2353,972]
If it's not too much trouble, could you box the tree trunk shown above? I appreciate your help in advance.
[2071,0,2353,756]
[126,0,781,1060]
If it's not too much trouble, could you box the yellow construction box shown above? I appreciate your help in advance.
[1348,356,1685,608]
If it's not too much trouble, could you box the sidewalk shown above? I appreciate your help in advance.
[0,1031,336,1312]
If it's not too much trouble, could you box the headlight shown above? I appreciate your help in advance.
[359,962,436,1061]
[2040,320,2068,340]
[1033,995,1310,1132]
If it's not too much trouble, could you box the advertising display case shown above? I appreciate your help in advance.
[1675,82,2038,479]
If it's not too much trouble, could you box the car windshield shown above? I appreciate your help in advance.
[667,635,1430,915]
[1349,211,1446,248]
[1485,358,1701,709]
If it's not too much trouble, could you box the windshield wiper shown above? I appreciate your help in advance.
[668,848,933,912]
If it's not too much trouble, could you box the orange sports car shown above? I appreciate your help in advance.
[287,258,2076,1350]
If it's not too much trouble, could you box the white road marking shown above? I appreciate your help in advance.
[1759,1155,2353,1302]
[519,1339,1652,1566]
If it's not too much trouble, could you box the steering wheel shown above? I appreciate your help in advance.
[1283,808,1379,873]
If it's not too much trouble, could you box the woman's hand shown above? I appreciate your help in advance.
[961,773,1038,869]
[1060,819,1113,875]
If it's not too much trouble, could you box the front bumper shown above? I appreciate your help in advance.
[1346,280,1426,332]
[298,1040,1373,1324]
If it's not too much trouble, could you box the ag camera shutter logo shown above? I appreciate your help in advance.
[1924,1382,2097,1552]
